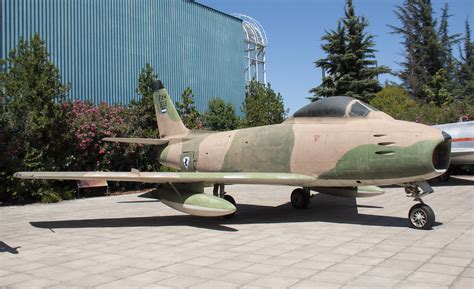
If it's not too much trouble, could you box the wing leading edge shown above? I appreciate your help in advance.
[14,171,317,186]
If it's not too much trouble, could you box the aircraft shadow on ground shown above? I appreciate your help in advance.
[30,193,441,232]
[0,241,20,254]
[428,176,474,187]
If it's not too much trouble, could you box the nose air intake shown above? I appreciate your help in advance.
[432,131,451,171]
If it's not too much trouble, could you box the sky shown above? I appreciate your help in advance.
[199,0,473,114]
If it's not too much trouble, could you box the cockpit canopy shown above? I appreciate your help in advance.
[293,96,379,118]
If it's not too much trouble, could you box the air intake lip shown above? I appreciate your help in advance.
[432,140,451,170]
[442,131,452,141]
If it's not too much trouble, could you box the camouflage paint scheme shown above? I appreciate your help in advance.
[15,80,451,217]
[153,82,450,188]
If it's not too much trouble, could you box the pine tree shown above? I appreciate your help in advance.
[131,63,159,137]
[242,80,287,127]
[0,33,71,202]
[204,98,239,131]
[456,20,474,103]
[176,87,202,129]
[311,0,389,102]
[438,4,461,72]
[390,0,445,100]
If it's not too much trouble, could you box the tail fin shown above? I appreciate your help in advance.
[152,80,189,138]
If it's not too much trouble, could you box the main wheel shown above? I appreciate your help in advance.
[409,203,435,230]
[291,188,310,209]
[223,194,236,219]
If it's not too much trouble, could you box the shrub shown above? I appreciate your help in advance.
[370,85,418,121]
[242,81,287,127]
[204,98,239,131]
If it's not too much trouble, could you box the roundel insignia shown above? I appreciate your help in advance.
[182,156,190,169]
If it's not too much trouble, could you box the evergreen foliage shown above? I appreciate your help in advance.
[242,80,287,127]
[204,98,239,131]
[127,63,162,172]
[0,33,73,203]
[370,85,418,121]
[176,87,202,129]
[370,85,473,124]
[422,68,453,106]
[455,20,474,103]
[438,3,461,83]
[390,0,461,103]
[311,0,389,102]
[131,63,160,137]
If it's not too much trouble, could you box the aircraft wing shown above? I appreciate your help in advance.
[14,171,317,186]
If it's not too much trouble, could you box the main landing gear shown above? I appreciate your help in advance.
[291,188,311,209]
[213,184,236,219]
[405,181,435,230]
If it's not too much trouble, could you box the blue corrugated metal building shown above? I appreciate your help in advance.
[1,0,245,112]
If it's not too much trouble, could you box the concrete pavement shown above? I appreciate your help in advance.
[1,177,473,288]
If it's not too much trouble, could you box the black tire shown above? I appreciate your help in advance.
[408,203,435,230]
[223,194,236,205]
[223,194,236,219]
[291,188,310,209]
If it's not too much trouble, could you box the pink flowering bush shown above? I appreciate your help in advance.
[63,101,125,170]
[62,100,160,175]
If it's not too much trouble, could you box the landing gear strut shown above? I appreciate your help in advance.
[405,181,435,230]
[213,184,236,218]
[291,188,311,209]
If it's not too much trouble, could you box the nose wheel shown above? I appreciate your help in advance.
[409,203,435,229]
[405,181,436,230]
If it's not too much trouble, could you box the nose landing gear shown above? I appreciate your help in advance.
[405,181,435,230]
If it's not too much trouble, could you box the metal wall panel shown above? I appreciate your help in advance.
[1,0,245,112]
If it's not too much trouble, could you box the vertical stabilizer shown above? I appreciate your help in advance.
[152,80,189,138]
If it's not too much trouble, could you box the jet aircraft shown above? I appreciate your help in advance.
[433,121,473,181]
[15,80,452,230]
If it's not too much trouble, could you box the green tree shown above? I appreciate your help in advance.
[0,33,72,203]
[390,0,445,100]
[204,98,239,131]
[422,68,453,106]
[176,87,202,129]
[126,63,162,172]
[437,3,461,82]
[242,80,287,127]
[311,0,389,102]
[370,85,418,121]
[131,63,159,137]
[455,20,474,103]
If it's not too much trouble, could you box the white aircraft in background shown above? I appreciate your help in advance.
[434,121,474,181]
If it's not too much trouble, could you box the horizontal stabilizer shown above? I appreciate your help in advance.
[103,137,168,145]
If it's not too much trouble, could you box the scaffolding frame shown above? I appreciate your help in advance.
[233,14,267,84]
